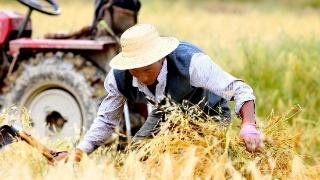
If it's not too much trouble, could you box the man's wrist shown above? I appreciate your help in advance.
[75,148,83,153]
[76,141,95,154]
[241,122,256,127]
[241,118,256,127]
[239,101,256,126]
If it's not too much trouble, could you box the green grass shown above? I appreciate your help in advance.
[232,37,320,121]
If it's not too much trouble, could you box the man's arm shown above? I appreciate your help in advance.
[189,53,256,116]
[240,100,255,125]
[189,53,261,151]
[238,100,261,151]
[76,70,126,154]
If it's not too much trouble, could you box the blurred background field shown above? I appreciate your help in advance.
[1,0,320,178]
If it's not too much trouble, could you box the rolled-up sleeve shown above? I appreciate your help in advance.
[189,53,256,116]
[77,70,126,153]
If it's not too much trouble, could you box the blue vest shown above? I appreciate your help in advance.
[113,42,231,121]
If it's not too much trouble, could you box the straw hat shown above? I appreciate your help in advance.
[109,24,179,70]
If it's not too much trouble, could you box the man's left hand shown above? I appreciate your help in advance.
[239,123,262,152]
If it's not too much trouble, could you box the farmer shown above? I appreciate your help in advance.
[56,24,261,161]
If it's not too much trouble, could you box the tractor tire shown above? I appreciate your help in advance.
[4,52,106,141]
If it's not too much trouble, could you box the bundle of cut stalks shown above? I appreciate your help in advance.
[130,100,304,179]
[1,102,319,179]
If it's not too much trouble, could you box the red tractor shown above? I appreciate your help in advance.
[0,0,146,141]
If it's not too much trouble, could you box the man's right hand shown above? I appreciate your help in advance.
[50,149,83,163]
[53,151,69,162]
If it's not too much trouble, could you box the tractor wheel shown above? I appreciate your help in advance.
[4,52,106,141]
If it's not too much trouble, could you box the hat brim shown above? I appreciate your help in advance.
[110,37,179,70]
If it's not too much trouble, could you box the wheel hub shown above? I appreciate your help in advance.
[45,111,68,133]
[26,89,82,140]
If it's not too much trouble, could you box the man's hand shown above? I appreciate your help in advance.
[73,149,84,162]
[53,151,69,162]
[50,149,84,163]
[239,123,262,152]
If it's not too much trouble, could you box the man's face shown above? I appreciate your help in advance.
[128,59,164,85]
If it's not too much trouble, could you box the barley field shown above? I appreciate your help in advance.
[1,0,320,179]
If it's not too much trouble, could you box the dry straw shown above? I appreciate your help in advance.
[0,102,319,179]
[132,99,303,179]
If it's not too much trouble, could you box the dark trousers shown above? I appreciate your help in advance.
[132,110,163,144]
